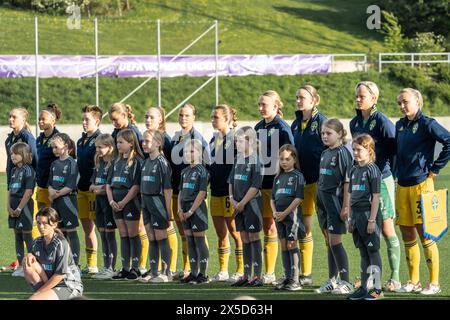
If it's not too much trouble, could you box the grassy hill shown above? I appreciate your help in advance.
[0,0,385,55]
[0,1,448,124]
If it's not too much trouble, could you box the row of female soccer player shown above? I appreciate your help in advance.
[5,82,450,300]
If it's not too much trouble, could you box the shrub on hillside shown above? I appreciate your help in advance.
[387,65,430,89]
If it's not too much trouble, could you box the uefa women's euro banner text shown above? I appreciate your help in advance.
[0,54,331,78]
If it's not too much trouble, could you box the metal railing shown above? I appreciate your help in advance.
[378,52,450,72]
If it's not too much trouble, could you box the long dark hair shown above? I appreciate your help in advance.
[36,207,65,238]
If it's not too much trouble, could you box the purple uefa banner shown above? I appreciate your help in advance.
[0,54,331,78]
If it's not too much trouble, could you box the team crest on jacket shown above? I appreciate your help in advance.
[311,121,318,131]
[369,120,376,131]
[399,126,404,132]
[330,156,336,166]
[224,139,231,149]
[268,128,275,137]
[63,165,68,174]
[412,123,419,134]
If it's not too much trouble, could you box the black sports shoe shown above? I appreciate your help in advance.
[231,277,249,287]
[348,287,367,300]
[126,268,141,280]
[111,268,130,280]
[247,278,264,287]
[275,278,290,290]
[181,273,197,284]
[195,273,210,284]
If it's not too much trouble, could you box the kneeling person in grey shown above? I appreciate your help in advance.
[24,207,83,300]
[177,139,210,284]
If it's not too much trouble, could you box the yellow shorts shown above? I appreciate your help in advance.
[36,186,51,208]
[172,194,180,222]
[261,189,274,219]
[210,196,234,218]
[301,183,317,216]
[396,177,434,227]
[77,190,96,220]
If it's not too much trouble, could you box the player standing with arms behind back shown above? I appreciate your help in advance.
[255,90,294,284]
[291,85,327,286]
[350,81,400,292]
[209,104,244,283]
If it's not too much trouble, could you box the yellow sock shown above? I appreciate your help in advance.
[139,231,149,270]
[299,233,314,276]
[31,199,39,239]
[86,247,97,268]
[404,239,420,284]
[235,247,244,274]
[264,235,278,275]
[218,246,230,273]
[422,239,439,284]
[181,236,189,272]
[168,227,178,273]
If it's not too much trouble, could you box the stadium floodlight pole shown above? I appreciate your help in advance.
[215,20,219,106]
[34,16,39,137]
[94,18,99,107]
[115,23,216,106]
[165,76,215,119]
[157,19,161,107]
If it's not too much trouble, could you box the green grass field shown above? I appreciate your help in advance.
[0,167,449,300]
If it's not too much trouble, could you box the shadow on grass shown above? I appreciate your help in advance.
[273,2,383,42]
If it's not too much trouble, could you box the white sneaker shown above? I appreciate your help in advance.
[262,273,276,285]
[92,268,116,280]
[173,270,190,280]
[396,281,422,293]
[138,272,153,283]
[384,279,402,292]
[331,280,354,294]
[227,272,243,284]
[211,271,229,282]
[81,266,99,275]
[150,274,169,283]
[272,276,286,286]
[139,268,148,275]
[315,278,338,293]
[12,266,24,277]
[420,284,441,295]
